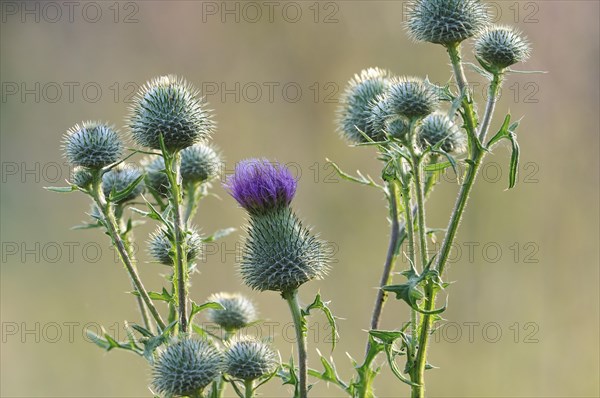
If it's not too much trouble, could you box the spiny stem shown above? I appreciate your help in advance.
[118,213,154,333]
[412,43,500,398]
[90,177,166,330]
[184,182,199,225]
[282,289,308,398]
[163,150,189,333]
[366,179,401,348]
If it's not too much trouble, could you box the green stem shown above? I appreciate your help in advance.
[399,171,419,385]
[90,177,166,330]
[282,289,308,398]
[412,43,502,398]
[244,379,254,398]
[367,180,401,342]
[118,213,154,333]
[479,73,503,142]
[184,182,199,225]
[163,150,189,333]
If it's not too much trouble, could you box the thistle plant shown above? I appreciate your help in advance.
[48,1,535,396]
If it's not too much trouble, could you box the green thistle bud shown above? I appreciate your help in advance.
[152,338,223,397]
[385,77,439,120]
[180,144,221,184]
[387,117,410,141]
[141,156,169,197]
[225,337,278,381]
[406,0,490,45]
[475,26,531,70]
[148,227,202,265]
[102,166,144,204]
[71,167,94,189]
[63,121,123,168]
[337,68,392,143]
[242,207,329,292]
[206,292,257,332]
[129,75,215,151]
[418,113,466,154]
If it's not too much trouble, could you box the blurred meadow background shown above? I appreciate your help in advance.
[1,1,598,397]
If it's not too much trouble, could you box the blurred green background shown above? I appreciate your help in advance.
[1,1,598,397]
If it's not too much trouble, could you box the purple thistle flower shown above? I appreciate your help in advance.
[224,159,297,215]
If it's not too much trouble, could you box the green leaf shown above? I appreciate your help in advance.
[44,185,76,193]
[507,131,520,190]
[109,174,144,203]
[202,227,236,243]
[302,293,338,351]
[325,158,383,190]
[131,287,172,303]
[189,301,224,324]
[70,222,102,230]
[487,114,512,148]
[308,350,349,392]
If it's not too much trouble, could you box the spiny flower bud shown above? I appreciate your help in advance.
[102,166,144,204]
[385,77,440,120]
[387,118,410,141]
[367,99,390,141]
[418,113,466,154]
[71,167,94,189]
[337,68,392,143]
[141,156,169,197]
[224,159,296,216]
[242,207,329,292]
[63,122,123,168]
[148,227,202,265]
[206,292,257,331]
[129,75,214,151]
[225,337,278,381]
[152,338,223,397]
[475,26,531,70]
[180,144,221,184]
[406,0,490,45]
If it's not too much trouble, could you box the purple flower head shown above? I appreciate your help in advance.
[224,159,297,215]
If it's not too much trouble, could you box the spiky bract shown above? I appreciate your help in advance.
[225,337,278,381]
[206,292,257,331]
[152,339,223,397]
[418,113,466,154]
[102,166,144,203]
[224,159,297,216]
[406,0,490,45]
[63,122,123,168]
[129,75,214,151]
[337,68,392,143]
[385,77,440,120]
[242,207,328,292]
[141,156,169,197]
[148,227,202,265]
[475,25,531,70]
[181,144,221,184]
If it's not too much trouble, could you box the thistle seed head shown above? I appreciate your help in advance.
[129,75,215,151]
[241,207,329,292]
[337,68,392,143]
[385,77,440,120]
[475,25,531,70]
[387,118,410,141]
[63,121,123,168]
[180,144,221,185]
[224,159,297,216]
[152,338,223,397]
[71,167,94,189]
[102,165,144,204]
[406,0,490,45]
[148,227,202,266]
[225,337,278,381]
[141,156,169,197]
[206,292,257,331]
[418,113,466,154]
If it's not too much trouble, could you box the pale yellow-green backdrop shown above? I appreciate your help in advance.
[1,1,598,397]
